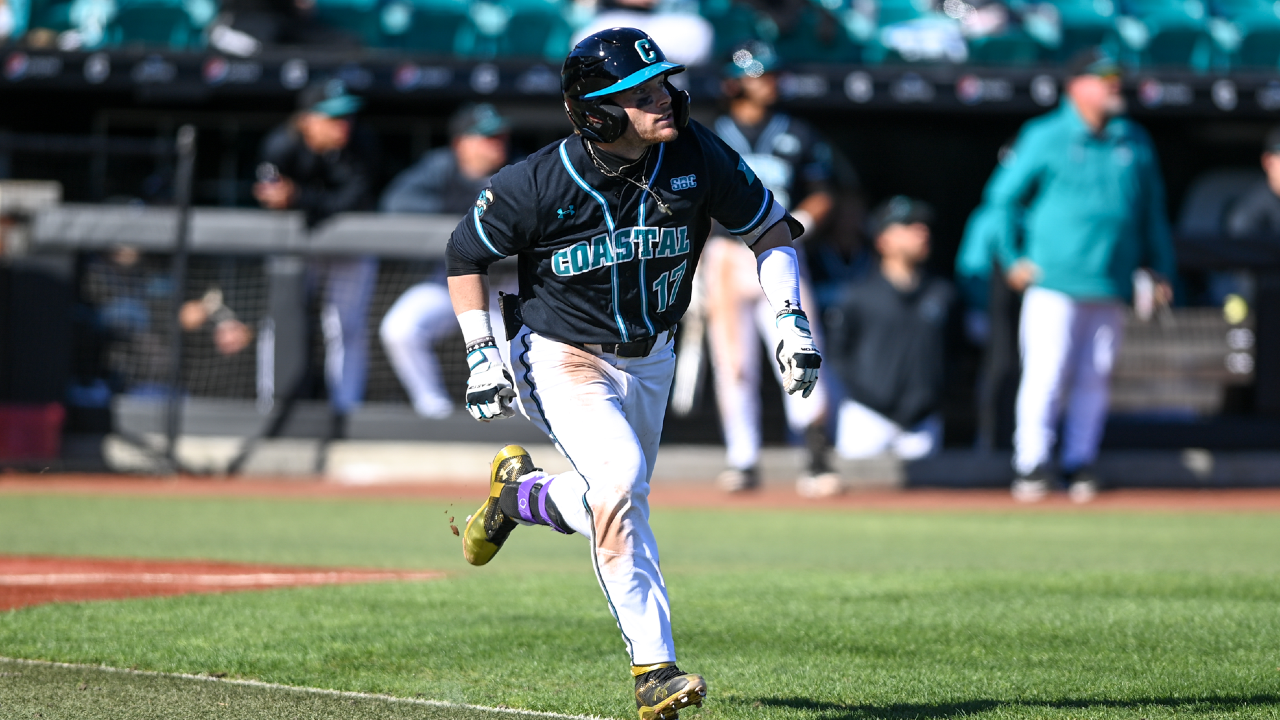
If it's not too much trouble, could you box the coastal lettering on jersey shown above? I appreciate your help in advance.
[552,225,691,277]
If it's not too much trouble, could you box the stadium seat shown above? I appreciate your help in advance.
[454,0,572,60]
[1207,0,1280,69]
[700,0,769,60]
[769,2,863,63]
[1234,18,1280,67]
[4,0,31,41]
[378,0,470,54]
[1114,0,1216,69]
[1031,0,1121,61]
[967,26,1046,65]
[104,0,212,49]
[313,0,382,48]
[24,0,72,34]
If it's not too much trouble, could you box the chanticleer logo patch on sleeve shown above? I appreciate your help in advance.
[474,188,495,218]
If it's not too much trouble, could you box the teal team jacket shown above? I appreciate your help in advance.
[978,100,1176,302]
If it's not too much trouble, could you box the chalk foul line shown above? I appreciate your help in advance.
[0,657,613,720]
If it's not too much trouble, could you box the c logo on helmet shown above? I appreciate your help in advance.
[635,39,657,63]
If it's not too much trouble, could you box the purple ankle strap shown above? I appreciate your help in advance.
[539,477,572,535]
[516,476,539,524]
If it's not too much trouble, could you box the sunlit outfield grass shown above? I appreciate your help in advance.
[1,492,1279,719]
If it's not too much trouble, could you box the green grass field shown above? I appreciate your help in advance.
[1,492,1279,719]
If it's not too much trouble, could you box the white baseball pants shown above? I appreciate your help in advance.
[309,256,377,415]
[381,281,511,418]
[1014,287,1124,475]
[836,399,942,461]
[702,238,827,471]
[510,325,677,666]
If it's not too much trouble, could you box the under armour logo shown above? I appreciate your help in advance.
[519,498,528,509]
[557,205,575,218]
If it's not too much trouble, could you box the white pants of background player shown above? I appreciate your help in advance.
[380,281,510,418]
[836,400,942,460]
[308,256,377,415]
[510,324,678,665]
[1014,286,1124,475]
[702,237,826,471]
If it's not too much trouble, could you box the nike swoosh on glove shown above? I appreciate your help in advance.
[775,310,822,398]
[465,344,516,422]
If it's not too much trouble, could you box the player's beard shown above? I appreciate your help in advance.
[1103,93,1126,117]
[631,121,678,146]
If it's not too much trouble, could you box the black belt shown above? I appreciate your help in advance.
[570,329,670,359]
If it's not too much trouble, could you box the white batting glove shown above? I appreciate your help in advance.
[774,308,822,398]
[464,340,516,422]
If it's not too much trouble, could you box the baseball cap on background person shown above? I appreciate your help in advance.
[298,78,364,117]
[449,103,510,139]
[723,40,779,79]
[867,196,934,239]
[1065,46,1121,79]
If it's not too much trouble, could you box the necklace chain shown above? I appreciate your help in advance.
[585,140,672,216]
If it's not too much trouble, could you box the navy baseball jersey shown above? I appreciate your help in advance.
[447,119,796,345]
[711,113,832,211]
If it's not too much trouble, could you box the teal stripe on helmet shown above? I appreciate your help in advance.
[581,62,684,99]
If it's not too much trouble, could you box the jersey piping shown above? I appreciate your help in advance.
[636,143,666,336]
[472,207,502,257]
[726,188,774,235]
[558,140,629,341]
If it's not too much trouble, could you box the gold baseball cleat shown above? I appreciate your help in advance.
[634,663,707,720]
[461,445,535,566]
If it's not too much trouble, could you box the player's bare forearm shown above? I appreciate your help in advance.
[448,274,490,315]
[749,221,796,259]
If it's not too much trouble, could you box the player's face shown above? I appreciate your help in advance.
[739,73,778,106]
[1070,74,1125,119]
[454,132,509,178]
[611,76,679,146]
[298,113,352,154]
[878,222,931,265]
[1263,152,1280,197]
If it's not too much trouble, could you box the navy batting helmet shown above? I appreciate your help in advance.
[562,27,690,144]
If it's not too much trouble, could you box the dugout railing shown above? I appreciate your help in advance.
[15,201,1279,459]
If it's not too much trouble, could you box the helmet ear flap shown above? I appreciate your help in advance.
[665,80,690,129]
[565,98,629,143]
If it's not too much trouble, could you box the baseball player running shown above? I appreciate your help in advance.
[446,28,821,720]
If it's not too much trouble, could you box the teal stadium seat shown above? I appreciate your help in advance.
[773,1,862,63]
[1033,0,1121,61]
[1116,0,1215,69]
[455,0,572,60]
[378,0,470,53]
[104,0,212,49]
[5,0,31,41]
[968,27,1046,66]
[1206,0,1280,68]
[700,0,767,59]
[24,0,72,34]
[314,0,382,47]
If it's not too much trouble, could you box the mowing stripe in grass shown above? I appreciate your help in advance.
[0,657,610,720]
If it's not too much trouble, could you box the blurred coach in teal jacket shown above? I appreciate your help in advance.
[979,48,1176,503]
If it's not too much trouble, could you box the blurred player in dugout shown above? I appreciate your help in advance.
[697,41,838,496]
[975,48,1176,503]
[253,78,382,439]
[1227,126,1280,238]
[378,103,513,418]
[824,197,954,481]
